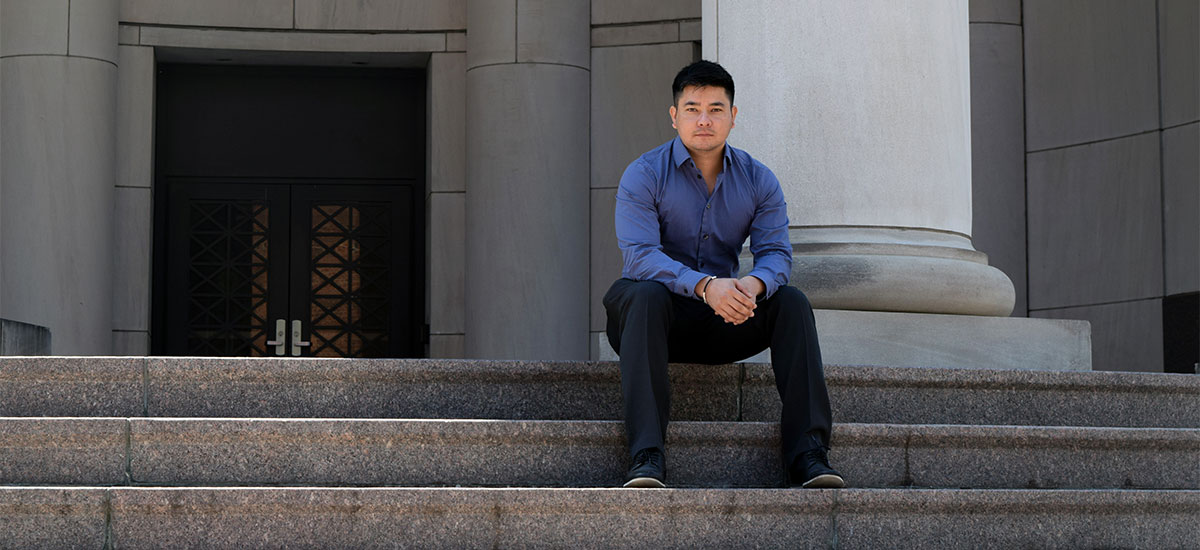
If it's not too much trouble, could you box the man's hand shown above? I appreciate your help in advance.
[737,275,765,300]
[699,278,758,324]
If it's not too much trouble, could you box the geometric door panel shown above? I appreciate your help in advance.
[290,185,415,358]
[163,182,289,357]
[185,199,273,355]
[307,203,391,356]
[162,181,416,358]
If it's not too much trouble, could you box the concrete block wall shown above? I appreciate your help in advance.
[971,0,1198,372]
[588,0,701,359]
[112,43,154,355]
[427,49,467,359]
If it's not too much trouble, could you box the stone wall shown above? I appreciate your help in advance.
[970,0,1199,372]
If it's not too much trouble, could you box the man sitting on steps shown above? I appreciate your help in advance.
[603,60,844,489]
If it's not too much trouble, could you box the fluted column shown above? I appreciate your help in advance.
[465,0,590,358]
[0,0,118,352]
[704,0,1015,316]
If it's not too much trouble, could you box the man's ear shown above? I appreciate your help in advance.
[669,105,677,129]
[730,104,737,128]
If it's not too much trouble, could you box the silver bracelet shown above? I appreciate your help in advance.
[701,276,717,304]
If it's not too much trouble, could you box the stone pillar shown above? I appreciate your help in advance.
[704,0,1015,316]
[0,0,118,353]
[465,0,589,359]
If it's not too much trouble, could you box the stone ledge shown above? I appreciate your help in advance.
[121,420,1200,490]
[139,26,447,53]
[601,308,1092,371]
[99,487,1198,549]
[0,418,1163,489]
[2,487,1196,548]
[0,417,128,485]
[0,357,144,416]
[0,487,108,549]
[591,22,680,47]
[145,357,736,420]
[763,364,1200,428]
[591,0,701,26]
[833,488,1200,549]
[5,357,1196,427]
[0,319,50,355]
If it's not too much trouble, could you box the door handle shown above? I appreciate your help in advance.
[265,319,286,356]
[290,320,311,356]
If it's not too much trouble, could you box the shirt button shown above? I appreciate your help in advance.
[703,234,709,240]
[706,204,711,209]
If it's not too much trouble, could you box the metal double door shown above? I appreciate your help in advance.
[162,180,416,358]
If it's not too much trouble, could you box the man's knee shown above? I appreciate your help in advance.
[612,280,672,312]
[774,285,814,314]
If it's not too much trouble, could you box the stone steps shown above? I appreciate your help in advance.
[3,417,1197,490]
[3,356,1198,547]
[2,357,1197,427]
[3,486,1198,549]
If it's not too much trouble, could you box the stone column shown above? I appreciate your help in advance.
[704,0,1015,316]
[465,0,589,359]
[0,0,118,353]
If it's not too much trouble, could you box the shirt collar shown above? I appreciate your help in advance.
[671,136,733,169]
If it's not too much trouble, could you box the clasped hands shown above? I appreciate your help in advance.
[698,276,764,325]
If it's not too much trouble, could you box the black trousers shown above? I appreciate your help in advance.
[603,278,832,468]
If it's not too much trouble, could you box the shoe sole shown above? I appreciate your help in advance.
[623,477,667,488]
[801,474,845,489]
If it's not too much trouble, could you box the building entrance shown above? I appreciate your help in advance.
[151,64,425,357]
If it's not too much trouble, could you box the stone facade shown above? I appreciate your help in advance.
[970,0,1199,372]
[0,0,1193,372]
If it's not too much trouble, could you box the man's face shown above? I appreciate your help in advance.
[670,85,737,155]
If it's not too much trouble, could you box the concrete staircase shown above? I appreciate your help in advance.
[1,357,1198,548]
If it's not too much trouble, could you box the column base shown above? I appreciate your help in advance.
[599,309,1092,372]
[761,227,1016,316]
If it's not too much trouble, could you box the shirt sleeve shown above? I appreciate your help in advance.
[614,160,709,299]
[746,166,792,300]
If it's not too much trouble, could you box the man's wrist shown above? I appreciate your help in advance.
[737,275,764,298]
[743,274,767,297]
[700,276,718,304]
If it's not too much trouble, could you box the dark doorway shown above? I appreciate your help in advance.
[152,64,425,358]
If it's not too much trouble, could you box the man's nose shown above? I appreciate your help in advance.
[697,113,712,126]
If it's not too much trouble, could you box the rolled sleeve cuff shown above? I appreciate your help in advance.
[676,269,709,300]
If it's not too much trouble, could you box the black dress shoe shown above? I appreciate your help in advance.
[789,446,845,488]
[623,447,666,488]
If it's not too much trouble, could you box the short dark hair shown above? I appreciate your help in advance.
[672,60,735,106]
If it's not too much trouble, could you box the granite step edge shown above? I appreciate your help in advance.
[3,486,1198,550]
[3,356,1196,390]
[3,417,1197,489]
[3,358,1196,428]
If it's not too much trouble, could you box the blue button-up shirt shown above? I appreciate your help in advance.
[615,136,792,300]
